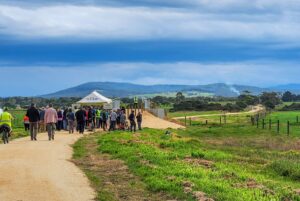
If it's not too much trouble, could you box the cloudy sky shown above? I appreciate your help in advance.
[1,0,300,96]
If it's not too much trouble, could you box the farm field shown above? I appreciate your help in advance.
[73,111,300,201]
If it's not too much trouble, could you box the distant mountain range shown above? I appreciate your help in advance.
[41,82,300,98]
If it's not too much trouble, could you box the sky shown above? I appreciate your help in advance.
[1,0,300,96]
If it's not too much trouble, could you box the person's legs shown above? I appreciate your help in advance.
[51,123,55,140]
[29,122,34,140]
[133,122,136,132]
[69,121,74,133]
[33,122,38,140]
[47,124,51,140]
[138,122,142,130]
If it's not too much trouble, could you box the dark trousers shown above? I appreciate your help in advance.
[130,121,136,132]
[109,121,116,131]
[24,123,30,131]
[137,121,142,130]
[30,122,38,140]
[57,120,63,131]
[102,120,107,131]
[77,121,85,134]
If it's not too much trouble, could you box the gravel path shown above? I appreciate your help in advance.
[0,132,95,201]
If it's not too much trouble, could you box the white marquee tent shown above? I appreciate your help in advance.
[77,91,112,105]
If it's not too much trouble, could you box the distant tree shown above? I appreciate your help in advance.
[260,92,281,109]
[282,91,296,102]
[175,92,185,103]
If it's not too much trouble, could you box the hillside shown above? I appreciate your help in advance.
[41,82,270,98]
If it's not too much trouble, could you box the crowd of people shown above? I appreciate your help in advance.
[21,103,143,141]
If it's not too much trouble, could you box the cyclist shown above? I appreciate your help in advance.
[0,107,13,144]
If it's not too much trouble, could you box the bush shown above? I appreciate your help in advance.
[280,103,300,111]
[268,160,300,181]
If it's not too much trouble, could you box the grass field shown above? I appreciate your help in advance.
[74,111,300,201]
[168,110,221,118]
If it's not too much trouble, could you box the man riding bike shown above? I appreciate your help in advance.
[0,107,13,144]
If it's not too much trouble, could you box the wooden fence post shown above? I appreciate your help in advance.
[206,120,208,125]
[262,119,265,129]
[277,120,280,134]
[189,118,192,126]
[256,119,259,128]
[185,116,187,126]
[287,121,290,136]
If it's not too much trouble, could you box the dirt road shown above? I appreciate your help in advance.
[0,132,95,201]
[172,105,265,120]
[143,111,184,129]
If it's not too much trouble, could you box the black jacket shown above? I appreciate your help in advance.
[26,107,40,123]
[76,109,86,123]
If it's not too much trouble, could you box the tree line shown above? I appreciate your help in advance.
[153,91,283,112]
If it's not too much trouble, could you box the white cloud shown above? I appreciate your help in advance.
[0,4,299,42]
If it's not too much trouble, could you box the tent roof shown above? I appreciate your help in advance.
[77,91,112,105]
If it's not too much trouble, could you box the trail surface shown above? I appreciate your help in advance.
[172,105,265,120]
[0,132,95,201]
[143,111,184,129]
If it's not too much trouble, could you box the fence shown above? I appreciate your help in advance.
[179,111,300,136]
[147,108,166,119]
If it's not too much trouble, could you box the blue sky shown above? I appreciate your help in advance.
[1,0,300,96]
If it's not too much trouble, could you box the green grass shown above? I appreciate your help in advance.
[94,126,300,201]
[9,109,26,128]
[168,110,221,118]
[73,110,300,200]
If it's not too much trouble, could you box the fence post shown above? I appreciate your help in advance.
[287,121,290,136]
[277,120,280,134]
[220,116,222,125]
[256,119,259,128]
[185,116,187,126]
[269,119,271,130]
[189,118,192,126]
[206,120,208,125]
[262,119,265,129]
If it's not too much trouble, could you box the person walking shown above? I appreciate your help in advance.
[56,108,63,131]
[44,104,58,141]
[23,115,30,131]
[75,107,86,134]
[66,108,75,134]
[101,110,107,131]
[128,110,136,132]
[120,111,126,130]
[26,103,40,141]
[109,110,117,131]
[39,107,45,133]
[136,112,143,130]
[95,108,102,128]
[63,108,68,131]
